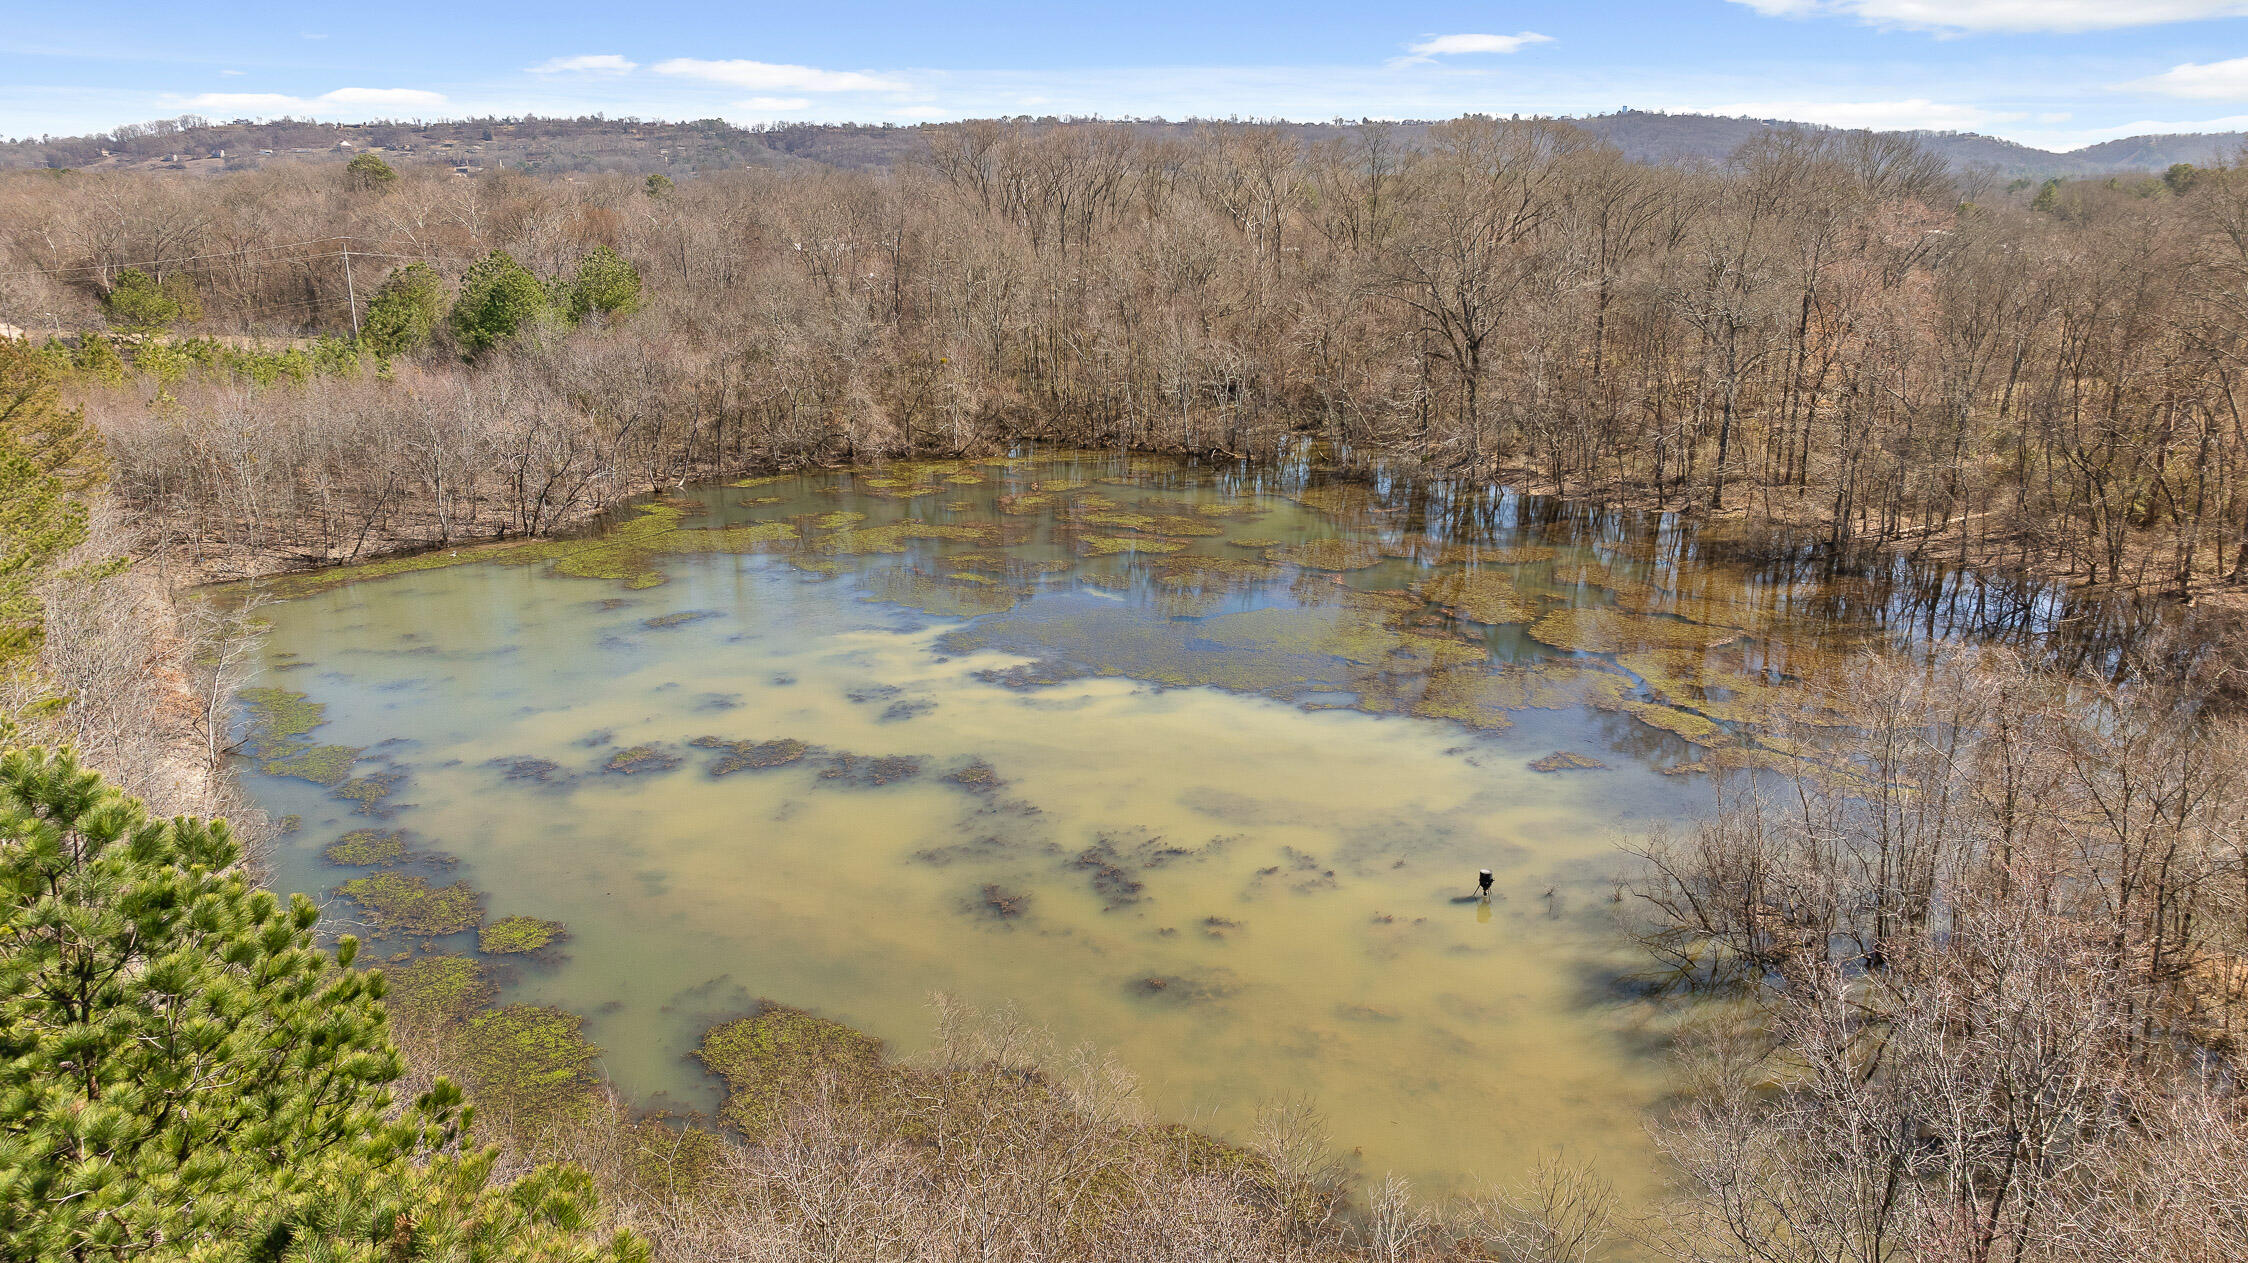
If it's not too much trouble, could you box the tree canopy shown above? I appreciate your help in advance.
[0,745,644,1261]
[361,262,447,358]
[448,251,548,356]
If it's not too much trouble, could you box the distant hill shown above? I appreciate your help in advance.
[2,110,2239,182]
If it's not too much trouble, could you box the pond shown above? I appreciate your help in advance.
[232,448,2096,1206]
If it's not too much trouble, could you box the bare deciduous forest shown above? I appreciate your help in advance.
[5,116,2248,1260]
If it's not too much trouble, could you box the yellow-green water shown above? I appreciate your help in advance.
[240,449,2051,1205]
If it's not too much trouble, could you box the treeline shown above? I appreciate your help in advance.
[6,116,2248,601]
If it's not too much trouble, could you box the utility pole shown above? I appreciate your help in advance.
[340,238,361,340]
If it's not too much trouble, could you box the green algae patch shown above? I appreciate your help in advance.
[816,520,999,555]
[240,686,323,748]
[382,955,494,1028]
[1077,535,1188,556]
[643,609,720,630]
[480,915,568,955]
[241,543,509,600]
[802,509,868,531]
[1033,476,1089,492]
[1414,568,1541,626]
[697,1006,898,1140]
[605,744,683,775]
[262,743,359,786]
[731,473,797,488]
[339,872,484,935]
[1074,509,1223,537]
[1530,751,1609,773]
[333,770,404,809]
[324,828,409,866]
[1289,483,1389,522]
[1527,608,1741,655]
[1155,555,1283,589]
[692,736,811,775]
[240,686,362,785]
[1399,660,1637,729]
[456,1004,603,1120]
[1264,539,1388,571]
[859,568,1029,617]
[1621,700,1731,745]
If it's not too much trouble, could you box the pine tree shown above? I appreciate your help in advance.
[361,262,447,358]
[447,251,549,355]
[0,340,106,667]
[566,246,643,323]
[0,747,644,1261]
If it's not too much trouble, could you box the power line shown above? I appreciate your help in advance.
[0,235,474,282]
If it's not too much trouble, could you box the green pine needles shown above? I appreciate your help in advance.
[0,745,644,1261]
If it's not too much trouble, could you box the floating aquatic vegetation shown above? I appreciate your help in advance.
[1227,537,1284,549]
[1033,477,1088,492]
[968,884,1031,920]
[1127,969,1240,1004]
[1615,647,1857,730]
[1192,500,1267,518]
[275,814,302,835]
[946,759,1003,792]
[1529,751,1609,773]
[490,756,566,782]
[1527,608,1741,654]
[382,955,494,1027]
[1074,509,1223,537]
[262,743,359,786]
[1290,483,1390,522]
[324,828,409,866]
[644,609,720,630]
[730,473,797,488]
[480,915,569,955]
[818,753,923,787]
[1264,539,1389,571]
[1154,554,1283,589]
[605,745,683,775]
[338,872,483,935]
[816,520,999,555]
[333,770,405,814]
[997,492,1055,515]
[942,500,976,512]
[1076,535,1188,556]
[491,504,802,590]
[691,735,811,775]
[789,556,851,576]
[697,1005,896,1140]
[739,495,782,506]
[1413,568,1541,626]
[456,1004,602,1118]
[857,567,1030,617]
[1620,701,1731,745]
[1396,659,1640,730]
[802,510,868,531]
[239,686,356,784]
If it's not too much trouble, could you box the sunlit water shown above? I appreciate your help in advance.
[237,449,2087,1205]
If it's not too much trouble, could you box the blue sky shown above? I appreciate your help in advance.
[9,1,2248,150]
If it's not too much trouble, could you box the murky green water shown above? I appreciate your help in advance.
[237,449,2057,1204]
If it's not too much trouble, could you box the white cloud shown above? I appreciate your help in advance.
[528,54,638,75]
[1728,0,2248,32]
[737,96,810,110]
[892,105,949,118]
[1405,32,1555,57]
[184,87,449,117]
[219,69,244,77]
[2130,56,2248,100]
[653,58,904,92]
[2037,111,2073,123]
[1677,97,2016,131]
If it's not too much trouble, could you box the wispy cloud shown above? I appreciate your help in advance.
[1392,31,1553,68]
[1406,32,1555,57]
[528,54,637,76]
[184,87,449,117]
[652,58,904,92]
[737,96,810,111]
[2128,56,2248,101]
[1727,0,2248,34]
